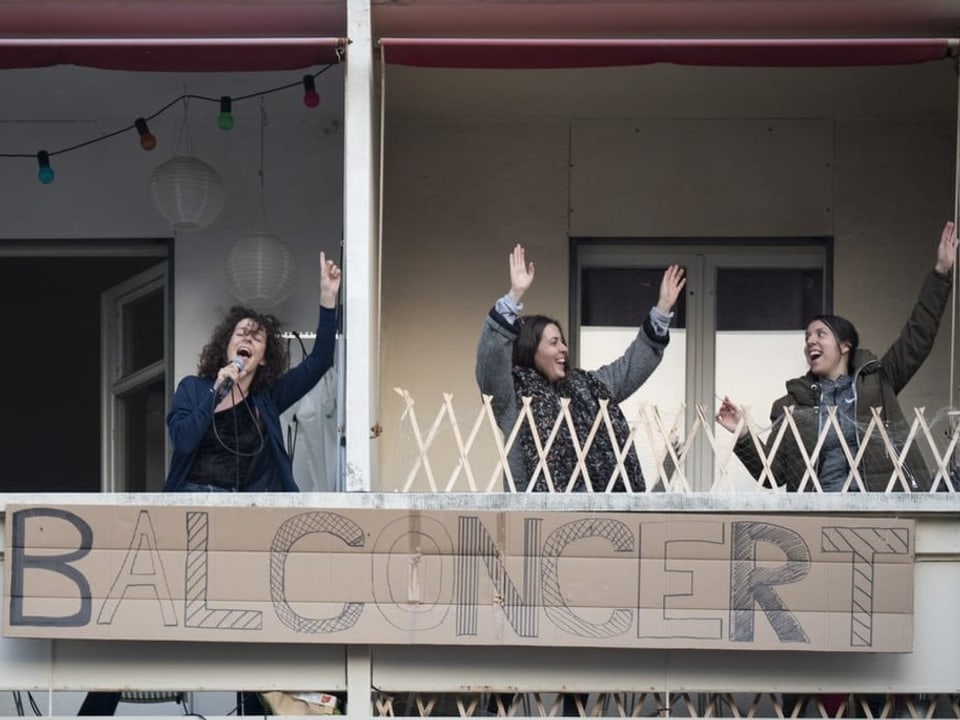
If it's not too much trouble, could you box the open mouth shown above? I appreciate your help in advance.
[236,347,253,359]
[808,350,822,362]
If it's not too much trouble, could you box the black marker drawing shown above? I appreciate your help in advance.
[638,521,726,640]
[729,521,811,644]
[542,518,634,638]
[373,516,453,632]
[99,510,176,626]
[822,526,910,647]
[9,508,92,627]
[455,516,541,638]
[270,512,364,633]
[185,511,262,630]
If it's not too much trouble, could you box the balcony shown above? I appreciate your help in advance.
[1,396,958,718]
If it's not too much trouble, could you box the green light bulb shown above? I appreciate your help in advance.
[218,96,234,131]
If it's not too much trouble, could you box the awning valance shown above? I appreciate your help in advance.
[379,38,955,69]
[0,37,346,72]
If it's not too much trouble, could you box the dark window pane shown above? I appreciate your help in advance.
[122,287,164,373]
[716,268,822,331]
[581,267,687,328]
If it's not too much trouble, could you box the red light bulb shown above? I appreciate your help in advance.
[302,75,320,108]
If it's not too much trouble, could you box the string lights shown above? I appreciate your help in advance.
[0,63,337,184]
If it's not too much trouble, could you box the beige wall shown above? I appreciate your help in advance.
[380,61,957,490]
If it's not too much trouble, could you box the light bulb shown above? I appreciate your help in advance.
[134,117,157,151]
[302,75,320,109]
[36,150,54,185]
[218,96,234,131]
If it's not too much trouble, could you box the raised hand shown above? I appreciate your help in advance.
[319,251,342,308]
[715,396,746,437]
[509,244,535,303]
[935,220,957,275]
[656,264,687,315]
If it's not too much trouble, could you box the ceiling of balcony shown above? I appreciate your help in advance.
[0,0,958,41]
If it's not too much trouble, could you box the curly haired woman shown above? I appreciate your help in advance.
[162,251,341,493]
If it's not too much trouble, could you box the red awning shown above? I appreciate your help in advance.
[379,38,954,69]
[0,38,346,72]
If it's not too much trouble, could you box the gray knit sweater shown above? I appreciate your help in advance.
[475,308,670,491]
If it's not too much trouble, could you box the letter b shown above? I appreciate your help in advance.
[9,508,92,627]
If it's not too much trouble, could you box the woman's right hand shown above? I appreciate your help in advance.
[214,359,243,394]
[715,396,746,437]
[508,244,535,303]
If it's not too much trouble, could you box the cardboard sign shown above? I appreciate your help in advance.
[3,505,913,651]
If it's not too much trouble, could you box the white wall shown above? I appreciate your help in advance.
[0,64,345,386]
[380,60,957,490]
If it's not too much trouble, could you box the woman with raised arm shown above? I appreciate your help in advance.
[77,254,340,717]
[163,251,341,493]
[716,221,956,492]
[476,244,685,492]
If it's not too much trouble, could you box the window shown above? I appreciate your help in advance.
[101,263,168,492]
[574,240,829,490]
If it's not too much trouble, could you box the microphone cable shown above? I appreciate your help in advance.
[210,381,265,491]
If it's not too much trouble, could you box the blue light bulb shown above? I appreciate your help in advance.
[36,151,55,185]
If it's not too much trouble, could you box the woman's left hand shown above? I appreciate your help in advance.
[319,251,342,308]
[656,264,686,314]
[935,220,957,275]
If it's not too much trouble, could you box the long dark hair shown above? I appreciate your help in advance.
[808,313,860,358]
[196,306,288,394]
[513,314,570,375]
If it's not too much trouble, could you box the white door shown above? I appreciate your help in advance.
[574,242,828,491]
[101,263,168,492]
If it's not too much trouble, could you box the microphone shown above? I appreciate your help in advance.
[214,357,245,402]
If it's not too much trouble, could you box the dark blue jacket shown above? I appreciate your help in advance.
[162,306,336,493]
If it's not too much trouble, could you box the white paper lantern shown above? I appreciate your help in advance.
[149,156,225,231]
[225,232,298,309]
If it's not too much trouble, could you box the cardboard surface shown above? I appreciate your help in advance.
[3,505,913,650]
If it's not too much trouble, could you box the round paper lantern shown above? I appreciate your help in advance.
[149,156,225,231]
[225,232,298,309]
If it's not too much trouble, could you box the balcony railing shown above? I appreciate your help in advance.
[0,392,958,717]
[391,390,960,493]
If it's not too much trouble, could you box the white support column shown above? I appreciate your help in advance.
[346,645,375,720]
[343,0,377,491]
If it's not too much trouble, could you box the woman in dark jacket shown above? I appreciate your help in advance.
[716,221,956,492]
[163,251,341,493]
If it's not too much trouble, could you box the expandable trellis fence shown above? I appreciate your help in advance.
[393,390,960,493]
[373,691,960,718]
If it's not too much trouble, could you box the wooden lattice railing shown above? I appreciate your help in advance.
[392,390,960,493]
[374,691,960,718]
